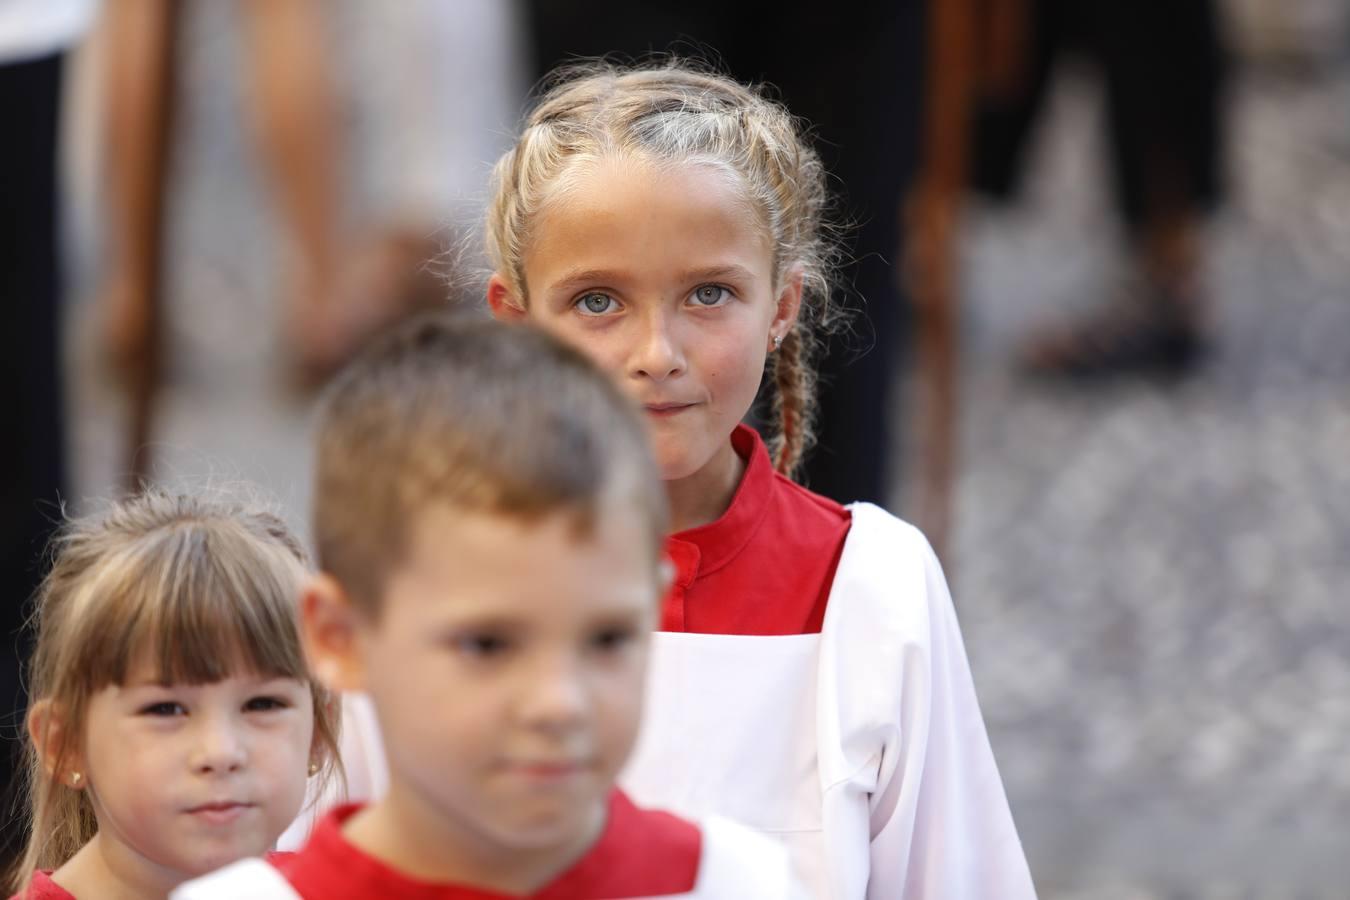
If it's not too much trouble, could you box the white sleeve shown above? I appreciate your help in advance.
[865,530,1037,899]
[171,859,302,900]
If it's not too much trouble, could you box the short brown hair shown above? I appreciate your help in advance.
[312,314,667,612]
[10,487,341,894]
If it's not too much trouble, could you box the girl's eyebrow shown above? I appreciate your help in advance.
[244,675,304,687]
[549,263,756,294]
[678,264,755,282]
[124,678,170,689]
[548,267,630,294]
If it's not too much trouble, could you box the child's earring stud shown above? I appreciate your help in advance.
[307,761,319,777]
[69,772,82,788]
[773,333,783,351]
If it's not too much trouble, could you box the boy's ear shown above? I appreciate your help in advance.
[27,699,84,790]
[487,273,528,321]
[770,265,804,347]
[300,573,369,694]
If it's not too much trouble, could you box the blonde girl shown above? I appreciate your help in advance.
[7,489,339,900]
[484,60,1037,898]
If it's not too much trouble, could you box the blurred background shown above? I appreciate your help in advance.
[3,0,1348,896]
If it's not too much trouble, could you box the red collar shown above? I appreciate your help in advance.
[664,425,775,587]
[282,790,699,898]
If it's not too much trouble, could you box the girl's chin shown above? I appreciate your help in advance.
[655,452,708,484]
[654,437,735,486]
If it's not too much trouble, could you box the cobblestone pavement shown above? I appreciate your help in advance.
[935,66,1350,898]
[64,12,1350,897]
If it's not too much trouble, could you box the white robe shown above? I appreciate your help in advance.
[619,503,1037,899]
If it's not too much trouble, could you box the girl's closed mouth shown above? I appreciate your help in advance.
[185,801,255,825]
[643,401,696,416]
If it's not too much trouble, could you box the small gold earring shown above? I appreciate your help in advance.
[307,761,319,777]
[69,772,82,787]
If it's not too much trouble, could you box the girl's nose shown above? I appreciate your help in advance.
[629,310,685,381]
[190,717,248,775]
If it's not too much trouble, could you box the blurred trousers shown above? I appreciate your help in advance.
[0,50,67,871]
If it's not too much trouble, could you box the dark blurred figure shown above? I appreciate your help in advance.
[971,0,1227,375]
[527,0,925,505]
[0,0,97,872]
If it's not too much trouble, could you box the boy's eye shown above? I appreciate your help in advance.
[687,284,731,308]
[139,701,187,717]
[454,634,512,658]
[574,292,619,316]
[590,627,635,653]
[243,696,290,713]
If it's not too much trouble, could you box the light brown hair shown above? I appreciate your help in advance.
[312,314,667,612]
[8,488,341,894]
[485,58,843,477]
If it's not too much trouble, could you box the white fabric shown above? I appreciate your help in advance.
[666,815,805,899]
[0,0,97,64]
[619,503,1037,899]
[172,858,302,900]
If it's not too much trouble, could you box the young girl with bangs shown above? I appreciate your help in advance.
[484,60,1037,898]
[7,489,340,900]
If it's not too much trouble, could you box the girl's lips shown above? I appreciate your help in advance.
[186,802,254,826]
[644,402,695,417]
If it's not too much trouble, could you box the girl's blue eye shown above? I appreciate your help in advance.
[140,701,187,717]
[688,284,731,308]
[575,293,618,316]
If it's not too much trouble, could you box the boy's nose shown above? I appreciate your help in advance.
[518,661,589,734]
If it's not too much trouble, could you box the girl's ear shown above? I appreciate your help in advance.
[770,265,805,347]
[27,699,84,790]
[487,273,528,321]
[300,573,368,694]
[307,692,339,776]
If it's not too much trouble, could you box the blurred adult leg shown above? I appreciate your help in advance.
[1010,0,1227,375]
[98,0,177,484]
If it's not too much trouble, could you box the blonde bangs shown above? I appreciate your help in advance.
[62,522,309,694]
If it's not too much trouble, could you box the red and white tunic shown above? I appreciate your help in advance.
[293,426,1035,898]
[177,791,796,899]
[618,426,1035,899]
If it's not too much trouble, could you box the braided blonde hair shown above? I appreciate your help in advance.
[486,59,841,477]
